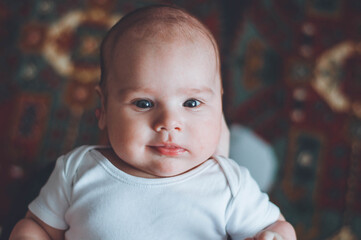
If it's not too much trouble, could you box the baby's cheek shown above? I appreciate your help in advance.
[205,119,222,141]
[198,125,220,153]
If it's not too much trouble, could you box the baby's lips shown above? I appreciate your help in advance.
[152,145,186,156]
[148,142,188,156]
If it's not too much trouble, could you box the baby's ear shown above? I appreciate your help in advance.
[95,86,107,130]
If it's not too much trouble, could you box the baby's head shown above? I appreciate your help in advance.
[99,4,221,95]
[97,5,223,178]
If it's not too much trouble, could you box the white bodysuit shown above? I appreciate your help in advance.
[29,145,280,240]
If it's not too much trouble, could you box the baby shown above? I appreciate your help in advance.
[10,5,296,240]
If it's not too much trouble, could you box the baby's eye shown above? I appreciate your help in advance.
[183,99,201,108]
[133,99,154,109]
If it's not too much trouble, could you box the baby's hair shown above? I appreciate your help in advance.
[99,4,220,94]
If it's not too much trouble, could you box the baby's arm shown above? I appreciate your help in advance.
[10,211,65,240]
[245,214,296,240]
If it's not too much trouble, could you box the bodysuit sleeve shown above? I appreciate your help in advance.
[221,159,280,239]
[28,155,72,230]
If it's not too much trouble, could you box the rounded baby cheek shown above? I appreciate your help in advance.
[200,116,221,154]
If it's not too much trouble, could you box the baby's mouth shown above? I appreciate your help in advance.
[149,143,187,156]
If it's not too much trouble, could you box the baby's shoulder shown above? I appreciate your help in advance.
[57,145,101,178]
[212,156,253,197]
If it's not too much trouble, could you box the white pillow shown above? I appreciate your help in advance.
[229,124,277,192]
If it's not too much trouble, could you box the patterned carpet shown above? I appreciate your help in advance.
[225,1,361,239]
[1,0,360,239]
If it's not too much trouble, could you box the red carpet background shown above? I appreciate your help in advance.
[1,0,360,239]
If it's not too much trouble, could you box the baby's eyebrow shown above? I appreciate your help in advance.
[116,87,155,96]
[117,87,215,96]
[178,87,215,95]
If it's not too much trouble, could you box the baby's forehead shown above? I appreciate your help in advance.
[99,5,221,93]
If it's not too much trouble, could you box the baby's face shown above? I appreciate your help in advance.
[98,37,222,178]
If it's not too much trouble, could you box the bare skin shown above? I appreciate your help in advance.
[214,114,230,157]
[246,215,297,240]
[10,211,65,240]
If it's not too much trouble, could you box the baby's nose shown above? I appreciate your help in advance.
[153,109,182,132]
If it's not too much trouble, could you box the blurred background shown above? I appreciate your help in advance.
[1,0,361,239]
